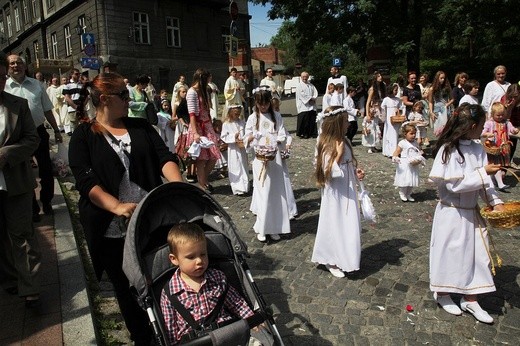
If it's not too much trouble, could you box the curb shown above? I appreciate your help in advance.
[53,179,97,345]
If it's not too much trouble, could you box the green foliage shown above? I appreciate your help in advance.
[253,0,520,84]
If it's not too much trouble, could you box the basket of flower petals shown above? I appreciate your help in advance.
[254,145,277,161]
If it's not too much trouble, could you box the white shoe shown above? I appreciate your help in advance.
[406,195,415,202]
[270,234,280,241]
[325,265,345,278]
[460,298,493,323]
[368,149,373,154]
[399,191,408,202]
[433,292,462,316]
[257,234,266,242]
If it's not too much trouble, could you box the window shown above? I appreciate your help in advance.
[6,13,12,37]
[47,0,54,9]
[14,7,20,32]
[166,17,181,47]
[51,32,58,58]
[64,25,72,56]
[32,0,38,19]
[22,0,29,23]
[133,12,150,44]
[33,40,39,59]
[78,15,87,48]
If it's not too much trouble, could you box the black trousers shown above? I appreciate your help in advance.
[297,110,318,138]
[32,125,54,213]
[101,237,152,344]
[346,120,358,144]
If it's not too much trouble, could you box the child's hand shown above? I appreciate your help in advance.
[485,163,502,175]
[391,156,400,164]
[493,203,505,212]
[356,168,365,180]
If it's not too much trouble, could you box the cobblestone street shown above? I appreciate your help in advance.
[205,99,520,345]
[59,98,520,345]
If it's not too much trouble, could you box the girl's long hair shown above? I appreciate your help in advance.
[191,68,211,111]
[315,106,356,187]
[434,103,486,164]
[430,71,452,99]
[174,86,187,105]
[253,89,276,131]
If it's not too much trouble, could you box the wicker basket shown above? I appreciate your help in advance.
[391,115,406,124]
[255,154,276,161]
[483,142,510,156]
[481,201,520,229]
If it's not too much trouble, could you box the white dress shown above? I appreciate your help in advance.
[361,117,381,148]
[381,96,402,157]
[429,140,502,294]
[281,135,298,218]
[311,143,361,272]
[156,111,175,153]
[221,120,249,195]
[244,111,291,236]
[393,139,422,187]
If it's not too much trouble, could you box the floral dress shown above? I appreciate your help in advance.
[186,88,220,161]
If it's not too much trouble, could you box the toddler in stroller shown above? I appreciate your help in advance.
[162,223,261,344]
[123,182,282,345]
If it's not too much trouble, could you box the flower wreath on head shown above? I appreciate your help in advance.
[252,85,272,94]
[227,103,243,110]
[400,121,411,129]
[316,107,347,123]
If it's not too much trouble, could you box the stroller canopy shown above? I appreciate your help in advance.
[123,182,248,296]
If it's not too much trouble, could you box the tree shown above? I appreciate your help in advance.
[252,0,520,81]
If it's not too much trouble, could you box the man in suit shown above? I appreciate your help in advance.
[0,52,42,307]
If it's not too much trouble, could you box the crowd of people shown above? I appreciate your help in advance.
[2,54,520,344]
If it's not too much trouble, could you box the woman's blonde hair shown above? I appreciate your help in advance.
[315,106,357,187]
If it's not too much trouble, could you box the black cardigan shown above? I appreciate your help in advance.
[69,117,178,279]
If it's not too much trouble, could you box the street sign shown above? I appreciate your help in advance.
[81,33,95,46]
[228,35,238,58]
[84,43,96,57]
[332,58,342,67]
[81,57,100,70]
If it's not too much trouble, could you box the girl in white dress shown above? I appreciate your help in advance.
[392,123,425,202]
[408,101,430,147]
[156,99,176,153]
[311,106,365,278]
[381,83,404,157]
[244,87,291,242]
[361,108,381,153]
[221,104,249,195]
[429,103,504,324]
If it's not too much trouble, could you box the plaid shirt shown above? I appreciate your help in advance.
[160,268,254,345]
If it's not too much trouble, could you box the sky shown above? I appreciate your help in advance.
[248,2,284,47]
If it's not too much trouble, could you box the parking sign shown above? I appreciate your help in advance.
[333,58,342,67]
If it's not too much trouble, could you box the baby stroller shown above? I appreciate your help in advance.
[123,182,284,345]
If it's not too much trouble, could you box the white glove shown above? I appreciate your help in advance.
[391,156,400,164]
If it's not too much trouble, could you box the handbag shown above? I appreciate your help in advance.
[51,142,71,178]
[358,181,376,223]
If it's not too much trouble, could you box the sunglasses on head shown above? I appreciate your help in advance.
[107,89,130,101]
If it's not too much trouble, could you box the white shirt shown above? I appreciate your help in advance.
[259,77,278,94]
[459,94,478,105]
[342,95,359,121]
[295,81,318,113]
[5,76,53,127]
[326,75,348,96]
[481,80,510,114]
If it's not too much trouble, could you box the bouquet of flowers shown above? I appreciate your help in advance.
[51,143,72,178]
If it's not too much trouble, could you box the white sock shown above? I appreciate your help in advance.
[495,171,505,188]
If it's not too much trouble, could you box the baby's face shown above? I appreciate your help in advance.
[170,240,208,280]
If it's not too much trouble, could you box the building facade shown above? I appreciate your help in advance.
[0,0,251,90]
